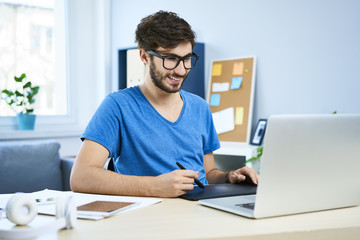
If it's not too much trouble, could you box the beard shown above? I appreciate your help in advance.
[149,60,188,93]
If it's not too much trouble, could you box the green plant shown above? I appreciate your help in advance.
[1,73,40,114]
[246,146,263,164]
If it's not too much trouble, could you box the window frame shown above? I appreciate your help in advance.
[0,0,78,133]
[0,0,111,143]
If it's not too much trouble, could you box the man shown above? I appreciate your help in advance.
[70,11,258,198]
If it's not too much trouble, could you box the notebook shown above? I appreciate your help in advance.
[77,201,139,218]
[199,114,360,218]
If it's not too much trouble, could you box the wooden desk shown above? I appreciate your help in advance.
[13,198,358,240]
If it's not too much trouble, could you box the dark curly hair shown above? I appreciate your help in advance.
[135,11,196,51]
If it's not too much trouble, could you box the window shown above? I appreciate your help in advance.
[0,0,67,116]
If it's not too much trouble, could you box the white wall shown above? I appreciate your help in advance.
[110,0,360,130]
[68,0,110,129]
[60,0,111,155]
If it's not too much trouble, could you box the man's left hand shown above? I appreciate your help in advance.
[226,166,259,185]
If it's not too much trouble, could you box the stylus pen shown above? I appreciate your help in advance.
[176,162,205,189]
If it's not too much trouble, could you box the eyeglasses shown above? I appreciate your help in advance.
[148,50,199,70]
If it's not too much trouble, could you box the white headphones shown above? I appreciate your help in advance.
[0,193,77,239]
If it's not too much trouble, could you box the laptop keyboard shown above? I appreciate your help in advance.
[235,202,255,210]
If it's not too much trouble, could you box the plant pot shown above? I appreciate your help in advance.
[16,113,36,130]
[246,158,261,174]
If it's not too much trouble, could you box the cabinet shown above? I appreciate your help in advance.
[214,142,259,172]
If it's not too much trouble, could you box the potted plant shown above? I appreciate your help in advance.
[246,146,263,174]
[1,73,40,130]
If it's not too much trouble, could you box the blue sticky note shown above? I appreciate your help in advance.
[231,77,243,89]
[209,94,221,106]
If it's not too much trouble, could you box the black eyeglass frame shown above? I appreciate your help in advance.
[148,50,199,70]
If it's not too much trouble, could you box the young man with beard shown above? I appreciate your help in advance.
[70,11,258,197]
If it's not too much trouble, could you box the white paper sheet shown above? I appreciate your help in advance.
[212,82,230,92]
[212,107,235,134]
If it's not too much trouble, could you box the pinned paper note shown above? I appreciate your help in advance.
[235,107,244,125]
[233,62,244,75]
[212,82,230,92]
[212,107,235,134]
[212,63,222,76]
[209,94,221,106]
[231,77,243,90]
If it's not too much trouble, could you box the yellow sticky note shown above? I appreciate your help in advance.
[233,62,244,75]
[212,63,222,76]
[235,107,244,125]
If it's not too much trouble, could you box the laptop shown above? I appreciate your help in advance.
[199,114,360,218]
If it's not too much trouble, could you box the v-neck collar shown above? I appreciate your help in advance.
[135,86,186,126]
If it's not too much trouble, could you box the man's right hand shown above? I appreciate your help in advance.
[152,170,199,197]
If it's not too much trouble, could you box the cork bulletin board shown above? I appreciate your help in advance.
[207,57,256,143]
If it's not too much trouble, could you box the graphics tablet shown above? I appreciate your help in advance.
[180,183,257,201]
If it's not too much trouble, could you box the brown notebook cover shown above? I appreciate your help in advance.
[77,201,136,213]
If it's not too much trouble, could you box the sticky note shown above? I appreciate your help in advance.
[212,82,230,92]
[212,63,222,76]
[212,107,235,134]
[231,77,243,89]
[209,94,221,106]
[233,62,244,75]
[235,107,244,125]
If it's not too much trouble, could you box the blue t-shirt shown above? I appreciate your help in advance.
[81,86,220,184]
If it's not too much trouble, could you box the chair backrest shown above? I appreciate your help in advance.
[0,140,63,193]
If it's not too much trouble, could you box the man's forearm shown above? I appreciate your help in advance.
[70,165,199,197]
[206,168,228,184]
[70,166,156,197]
